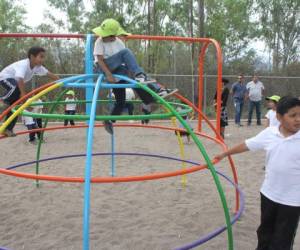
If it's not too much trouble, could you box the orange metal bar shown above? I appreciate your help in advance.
[197,42,209,132]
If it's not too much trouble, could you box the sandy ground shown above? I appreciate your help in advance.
[0,120,299,250]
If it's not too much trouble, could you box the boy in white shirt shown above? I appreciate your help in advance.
[215,96,300,250]
[265,95,280,127]
[64,90,76,126]
[0,46,59,137]
[93,18,177,134]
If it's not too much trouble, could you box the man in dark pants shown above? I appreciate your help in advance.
[231,74,247,127]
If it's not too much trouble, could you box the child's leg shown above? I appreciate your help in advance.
[36,118,43,129]
[268,201,300,250]
[125,102,134,115]
[187,134,191,143]
[256,193,279,250]
[111,88,126,117]
[26,124,36,141]
[69,110,75,125]
[220,127,225,139]
[104,48,143,76]
[32,123,41,140]
[142,107,151,124]
[3,86,21,132]
[64,111,69,126]
[134,88,155,104]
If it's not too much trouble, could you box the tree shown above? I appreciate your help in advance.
[0,0,27,68]
[256,0,300,72]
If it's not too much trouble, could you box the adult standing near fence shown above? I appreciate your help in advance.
[231,74,247,127]
[246,75,265,126]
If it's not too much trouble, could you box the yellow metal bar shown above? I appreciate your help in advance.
[0,83,63,133]
[171,116,187,186]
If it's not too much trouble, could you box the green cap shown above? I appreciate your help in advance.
[266,95,280,102]
[117,27,131,36]
[66,90,75,96]
[92,18,120,37]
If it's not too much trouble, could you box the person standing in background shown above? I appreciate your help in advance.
[231,74,247,127]
[246,75,265,126]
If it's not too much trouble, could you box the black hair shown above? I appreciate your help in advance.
[276,96,300,116]
[27,46,46,58]
[222,78,229,84]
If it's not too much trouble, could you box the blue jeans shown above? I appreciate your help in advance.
[100,48,144,76]
[234,98,244,125]
[248,100,261,125]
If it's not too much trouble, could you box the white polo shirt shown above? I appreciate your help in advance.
[93,37,125,60]
[246,81,264,101]
[265,109,280,127]
[245,126,300,206]
[0,59,48,83]
[65,97,76,111]
[126,88,135,101]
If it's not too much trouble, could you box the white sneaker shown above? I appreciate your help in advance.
[158,88,178,98]
[135,73,156,84]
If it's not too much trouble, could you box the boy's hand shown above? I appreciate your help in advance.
[214,152,226,161]
[106,73,117,83]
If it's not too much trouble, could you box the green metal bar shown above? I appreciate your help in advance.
[138,83,234,250]
[35,89,69,187]
[19,105,192,121]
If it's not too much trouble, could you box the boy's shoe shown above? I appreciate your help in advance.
[135,73,156,84]
[2,129,17,137]
[157,88,178,98]
[29,140,37,145]
[103,120,114,135]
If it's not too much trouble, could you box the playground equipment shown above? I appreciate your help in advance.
[0,33,242,250]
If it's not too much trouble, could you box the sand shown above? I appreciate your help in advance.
[0,121,299,250]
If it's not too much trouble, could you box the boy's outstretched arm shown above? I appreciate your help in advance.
[96,55,116,83]
[47,71,60,81]
[214,142,249,161]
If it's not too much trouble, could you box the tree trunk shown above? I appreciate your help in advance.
[198,0,205,37]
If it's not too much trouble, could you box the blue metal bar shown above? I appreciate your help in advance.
[83,74,103,250]
[85,34,94,116]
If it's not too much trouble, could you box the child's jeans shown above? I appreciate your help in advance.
[26,124,41,141]
[64,110,75,126]
[103,48,143,75]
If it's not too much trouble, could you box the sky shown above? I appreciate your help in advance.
[22,0,267,57]
[23,0,48,28]
[22,0,93,28]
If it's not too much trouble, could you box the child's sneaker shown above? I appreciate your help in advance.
[103,120,114,135]
[2,129,17,137]
[29,140,37,145]
[157,88,178,98]
[135,73,156,84]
